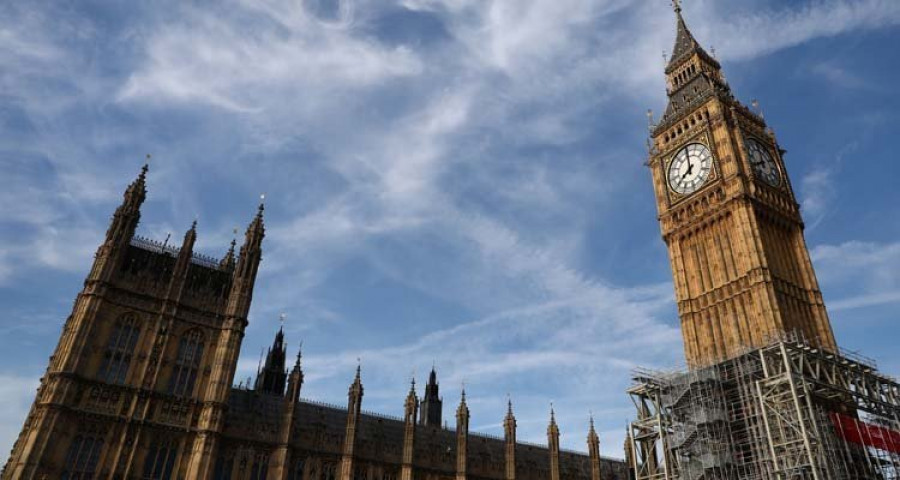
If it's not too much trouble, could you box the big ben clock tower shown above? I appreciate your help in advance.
[649,2,837,368]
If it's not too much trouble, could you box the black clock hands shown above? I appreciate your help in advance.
[681,162,695,180]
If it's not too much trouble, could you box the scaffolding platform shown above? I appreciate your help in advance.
[627,334,900,480]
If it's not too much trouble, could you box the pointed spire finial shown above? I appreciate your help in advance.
[295,341,303,368]
[139,154,150,180]
[672,0,682,14]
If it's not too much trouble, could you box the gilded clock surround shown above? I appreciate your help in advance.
[663,131,719,203]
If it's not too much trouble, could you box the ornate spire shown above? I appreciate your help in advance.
[504,395,516,480]
[455,386,469,480]
[665,1,720,75]
[102,163,149,245]
[349,361,364,399]
[588,414,602,480]
[404,375,418,422]
[456,387,469,418]
[124,163,149,208]
[504,396,516,432]
[294,342,303,371]
[221,236,237,270]
[186,220,197,243]
[548,403,560,480]
[169,220,198,286]
[654,1,728,134]
[401,374,418,480]
[255,323,288,395]
[231,199,265,292]
[420,364,443,427]
[548,403,560,437]
[286,341,304,401]
[588,413,600,446]
[668,1,697,69]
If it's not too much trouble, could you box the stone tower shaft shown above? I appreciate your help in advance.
[647,5,836,368]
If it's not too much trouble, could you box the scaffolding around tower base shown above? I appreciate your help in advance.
[627,332,900,480]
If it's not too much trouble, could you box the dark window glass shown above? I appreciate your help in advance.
[61,433,104,480]
[97,315,141,385]
[168,330,204,397]
[249,454,268,480]
[142,441,177,480]
[291,458,306,480]
[213,452,234,480]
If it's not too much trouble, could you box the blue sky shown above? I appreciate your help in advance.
[2,0,900,461]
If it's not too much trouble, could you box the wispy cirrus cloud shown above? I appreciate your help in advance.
[813,241,900,311]
[1,0,899,459]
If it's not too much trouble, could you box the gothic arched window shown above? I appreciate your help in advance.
[97,314,141,385]
[61,431,105,480]
[290,457,306,480]
[141,439,177,480]
[353,464,367,480]
[168,329,204,397]
[213,449,236,480]
[249,452,269,480]
[323,462,337,480]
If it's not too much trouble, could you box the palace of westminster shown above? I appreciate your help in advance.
[4,3,900,480]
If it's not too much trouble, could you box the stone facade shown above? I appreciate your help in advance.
[646,4,837,368]
[0,167,629,480]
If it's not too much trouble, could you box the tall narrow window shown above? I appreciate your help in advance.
[168,330,204,397]
[97,314,141,385]
[323,463,337,480]
[61,432,105,480]
[213,450,235,480]
[142,440,177,480]
[249,452,269,480]
[291,458,306,480]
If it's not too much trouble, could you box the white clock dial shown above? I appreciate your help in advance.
[668,143,713,195]
[745,138,781,187]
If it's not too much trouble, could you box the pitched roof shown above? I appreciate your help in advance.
[666,8,718,73]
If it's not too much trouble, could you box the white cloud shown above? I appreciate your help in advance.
[0,375,40,468]
[800,142,859,228]
[812,241,900,311]
[671,0,900,62]
[119,2,423,112]
[1,0,899,456]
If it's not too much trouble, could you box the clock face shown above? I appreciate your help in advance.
[668,143,713,195]
[745,138,781,187]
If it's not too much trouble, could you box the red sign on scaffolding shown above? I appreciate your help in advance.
[830,413,900,454]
